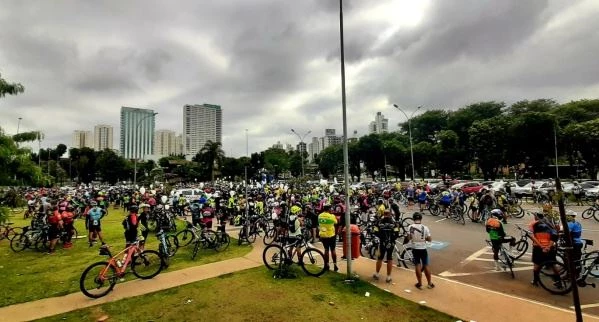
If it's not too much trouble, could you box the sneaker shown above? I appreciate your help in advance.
[373,273,380,280]
[427,283,435,289]
[415,283,422,289]
[386,276,392,283]
[334,265,339,272]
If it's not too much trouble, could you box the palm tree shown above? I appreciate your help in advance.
[198,140,225,182]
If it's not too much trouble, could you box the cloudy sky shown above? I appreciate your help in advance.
[1,0,598,157]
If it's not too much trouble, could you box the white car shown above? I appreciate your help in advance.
[513,181,546,197]
[174,188,202,203]
[582,182,599,197]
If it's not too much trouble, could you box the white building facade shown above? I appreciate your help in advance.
[120,107,156,160]
[183,104,222,157]
[72,130,93,149]
[93,124,113,151]
[368,112,389,134]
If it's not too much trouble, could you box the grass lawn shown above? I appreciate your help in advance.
[0,208,251,307]
[37,267,457,322]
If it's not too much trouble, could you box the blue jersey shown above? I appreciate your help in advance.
[568,221,583,245]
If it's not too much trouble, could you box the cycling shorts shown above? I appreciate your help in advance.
[412,248,430,266]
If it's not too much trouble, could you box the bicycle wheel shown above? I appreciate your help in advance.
[8,227,23,240]
[584,251,599,278]
[300,248,326,277]
[79,261,117,299]
[215,232,230,251]
[159,244,170,268]
[166,235,179,256]
[399,247,415,269]
[498,249,515,279]
[131,250,163,279]
[262,244,286,270]
[247,228,257,243]
[429,204,440,216]
[581,208,594,220]
[466,208,477,222]
[263,228,277,245]
[538,261,571,295]
[509,205,525,219]
[175,229,194,247]
[510,240,529,260]
[10,233,27,252]
[237,226,247,246]
[202,230,218,250]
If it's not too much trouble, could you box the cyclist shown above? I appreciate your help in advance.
[439,189,452,216]
[46,205,63,254]
[138,203,151,242]
[61,205,76,249]
[286,210,305,261]
[407,212,434,289]
[486,209,515,271]
[496,191,509,223]
[566,210,583,274]
[87,201,106,247]
[376,198,386,218]
[318,203,338,272]
[372,210,399,283]
[123,205,140,247]
[530,212,559,286]
[417,187,428,212]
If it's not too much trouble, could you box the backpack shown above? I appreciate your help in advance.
[288,216,298,233]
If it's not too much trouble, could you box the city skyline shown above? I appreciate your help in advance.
[2,1,599,157]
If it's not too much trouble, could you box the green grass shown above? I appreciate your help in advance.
[37,267,457,322]
[0,208,251,307]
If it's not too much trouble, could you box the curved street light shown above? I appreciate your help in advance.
[393,104,422,181]
[290,129,311,177]
[133,112,158,186]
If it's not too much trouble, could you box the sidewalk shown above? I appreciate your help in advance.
[336,256,599,322]
[2,242,598,322]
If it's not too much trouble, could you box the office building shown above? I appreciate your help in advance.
[272,141,284,149]
[368,112,389,134]
[120,107,156,159]
[175,134,184,156]
[93,125,113,151]
[154,130,178,157]
[183,104,222,156]
[72,130,93,149]
[297,142,307,156]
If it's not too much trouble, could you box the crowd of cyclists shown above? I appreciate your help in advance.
[1,178,598,293]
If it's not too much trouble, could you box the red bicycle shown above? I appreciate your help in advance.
[79,239,163,298]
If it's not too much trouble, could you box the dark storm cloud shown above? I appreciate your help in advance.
[1,0,598,157]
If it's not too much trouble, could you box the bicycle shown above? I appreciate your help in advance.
[0,222,22,241]
[581,204,599,221]
[79,239,163,298]
[449,204,465,225]
[262,236,326,277]
[486,239,515,278]
[538,250,599,295]
[156,229,178,268]
[394,234,415,269]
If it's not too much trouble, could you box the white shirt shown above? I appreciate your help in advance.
[408,223,431,250]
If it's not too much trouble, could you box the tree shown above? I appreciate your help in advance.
[316,145,342,178]
[469,116,509,180]
[263,148,289,178]
[194,140,225,182]
[436,130,460,177]
[0,73,24,98]
[96,149,130,184]
[564,119,599,178]
[447,101,504,150]
[508,99,557,116]
[401,110,449,144]
[507,112,556,177]
[357,134,384,180]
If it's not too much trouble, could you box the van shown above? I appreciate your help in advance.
[174,189,202,203]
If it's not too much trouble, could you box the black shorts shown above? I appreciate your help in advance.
[418,199,426,205]
[412,248,430,266]
[320,236,336,252]
[408,197,414,202]
[532,247,556,265]
[89,224,102,232]
[48,225,61,239]
[124,231,138,244]
[377,242,394,261]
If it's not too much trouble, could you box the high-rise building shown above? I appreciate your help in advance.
[174,134,184,156]
[272,141,284,149]
[368,112,389,134]
[296,142,307,156]
[183,104,222,157]
[154,130,178,157]
[72,130,93,149]
[321,129,343,150]
[120,107,156,160]
[93,125,113,151]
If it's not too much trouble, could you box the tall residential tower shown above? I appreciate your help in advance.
[183,104,222,157]
[120,107,156,159]
[72,130,93,149]
[93,124,113,151]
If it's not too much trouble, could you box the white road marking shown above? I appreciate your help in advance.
[460,247,489,264]
[471,258,533,265]
[435,217,448,222]
[435,275,599,320]
[571,303,599,310]
[439,266,534,277]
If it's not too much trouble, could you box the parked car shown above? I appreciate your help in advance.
[513,181,546,198]
[582,182,599,197]
[461,182,483,194]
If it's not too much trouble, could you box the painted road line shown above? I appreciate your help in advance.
[471,258,534,265]
[434,275,599,321]
[571,303,599,310]
[439,266,534,277]
[460,247,489,264]
[435,217,448,222]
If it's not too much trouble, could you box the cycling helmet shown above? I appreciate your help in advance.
[566,209,577,217]
[129,205,139,212]
[90,201,97,207]
[412,212,423,220]
[490,209,503,219]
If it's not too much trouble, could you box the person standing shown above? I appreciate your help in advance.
[373,210,399,283]
[530,212,559,286]
[87,201,106,247]
[318,204,338,272]
[571,182,583,206]
[566,210,583,274]
[408,212,434,289]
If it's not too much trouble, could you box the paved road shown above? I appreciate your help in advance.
[403,202,599,317]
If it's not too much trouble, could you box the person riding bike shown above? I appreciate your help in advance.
[373,210,399,283]
[486,209,515,271]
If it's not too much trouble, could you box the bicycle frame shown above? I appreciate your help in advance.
[100,242,142,277]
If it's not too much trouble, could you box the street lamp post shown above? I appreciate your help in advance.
[16,117,22,135]
[245,129,249,219]
[393,104,422,181]
[290,129,311,177]
[133,112,158,186]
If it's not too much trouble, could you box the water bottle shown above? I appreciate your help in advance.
[116,260,123,268]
